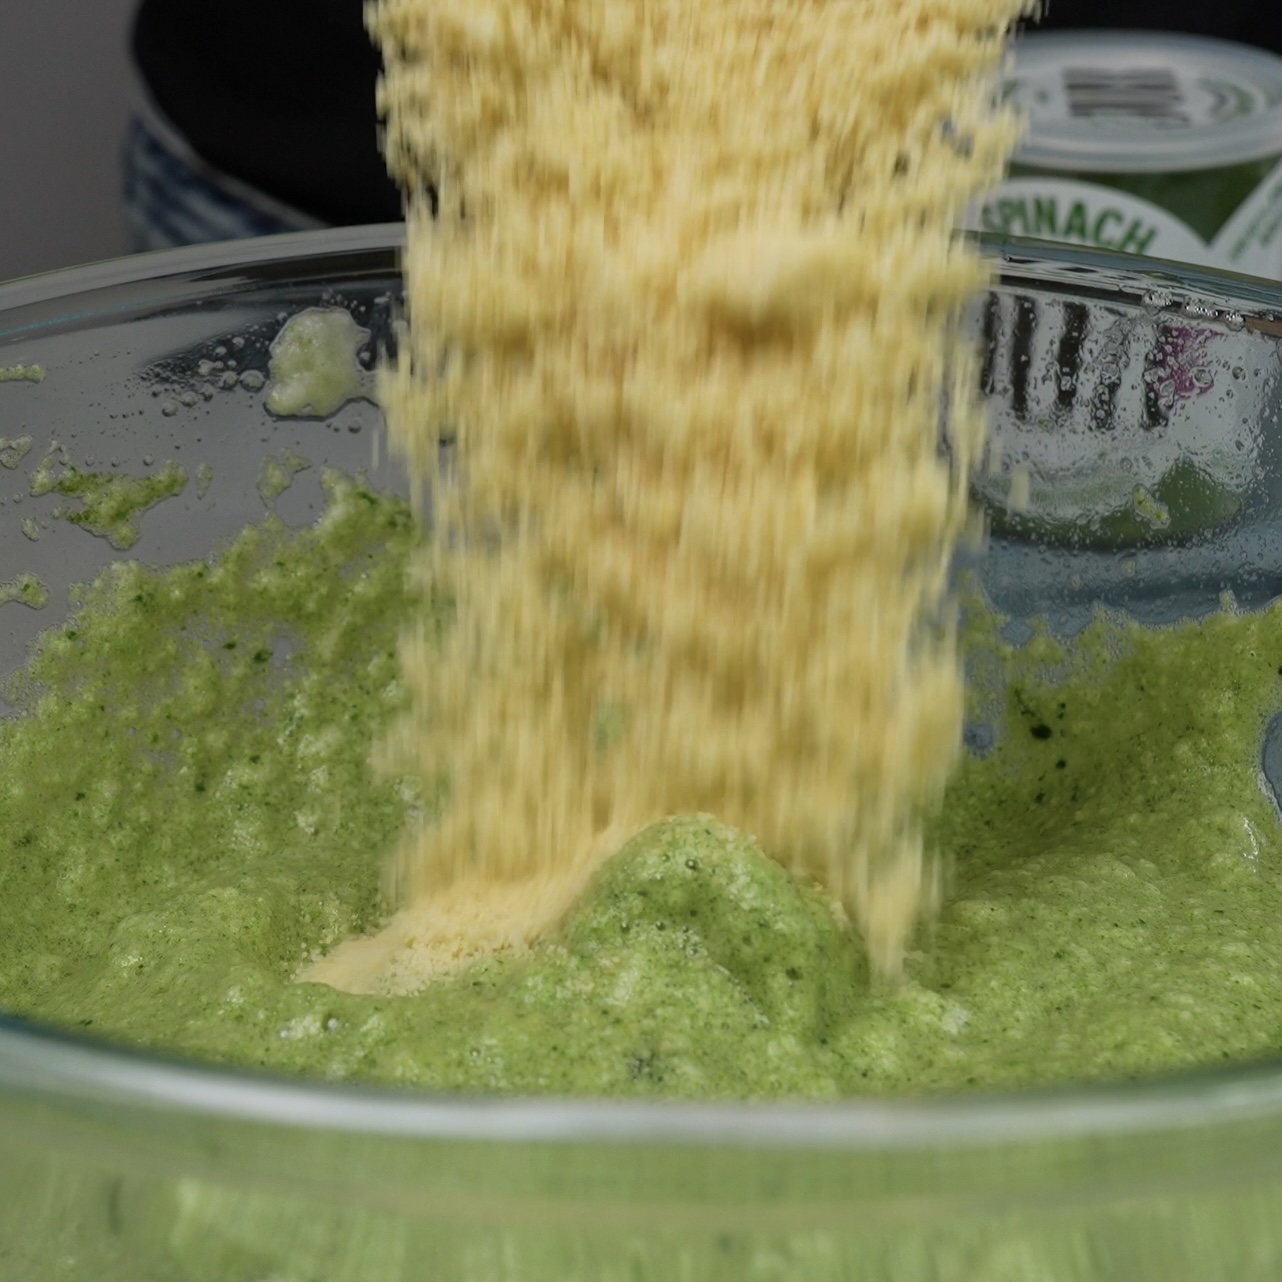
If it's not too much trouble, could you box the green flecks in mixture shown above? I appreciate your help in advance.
[368,819,872,1099]
[918,606,1282,1090]
[0,436,33,470]
[0,364,44,383]
[20,517,39,542]
[36,459,188,549]
[257,450,311,506]
[0,477,421,1069]
[264,308,372,419]
[0,574,49,610]
[6,485,1282,1098]
[195,463,214,499]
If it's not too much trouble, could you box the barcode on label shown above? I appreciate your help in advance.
[1063,67,1188,124]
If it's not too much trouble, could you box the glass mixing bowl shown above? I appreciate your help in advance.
[4,227,1282,1282]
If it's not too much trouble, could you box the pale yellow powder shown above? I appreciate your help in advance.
[308,0,1028,995]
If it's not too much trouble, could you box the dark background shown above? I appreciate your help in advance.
[0,0,137,282]
[1034,0,1282,48]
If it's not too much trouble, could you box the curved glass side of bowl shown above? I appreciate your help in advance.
[3,227,1282,1281]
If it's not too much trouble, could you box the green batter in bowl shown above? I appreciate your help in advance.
[5,228,1282,1281]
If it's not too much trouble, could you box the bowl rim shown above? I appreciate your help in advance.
[4,224,1282,1151]
[0,222,407,312]
[9,1012,1282,1150]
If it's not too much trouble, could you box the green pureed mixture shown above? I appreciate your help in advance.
[3,476,1282,1099]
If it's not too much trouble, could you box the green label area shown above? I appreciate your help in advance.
[981,192,1161,255]
[978,178,1204,260]
[976,162,1282,276]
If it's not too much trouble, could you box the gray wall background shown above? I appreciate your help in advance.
[0,0,138,283]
